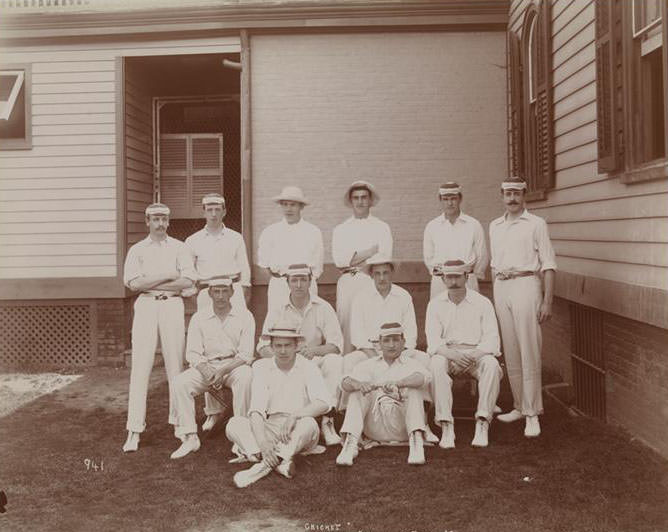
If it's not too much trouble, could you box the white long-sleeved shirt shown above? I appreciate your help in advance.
[256,295,343,354]
[185,307,256,366]
[123,235,196,288]
[489,209,557,273]
[349,284,418,350]
[346,353,431,386]
[425,289,500,356]
[257,218,324,278]
[331,215,392,268]
[185,226,251,286]
[422,212,488,279]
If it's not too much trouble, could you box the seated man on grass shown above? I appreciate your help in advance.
[169,278,254,459]
[336,322,431,467]
[425,260,503,449]
[226,321,334,488]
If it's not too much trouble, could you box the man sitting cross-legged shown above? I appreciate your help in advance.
[169,278,255,459]
[257,263,344,446]
[425,260,503,449]
[336,322,431,467]
[227,321,334,488]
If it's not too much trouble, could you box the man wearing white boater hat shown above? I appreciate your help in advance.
[489,176,556,438]
[227,321,333,488]
[336,323,430,467]
[257,263,344,446]
[185,193,251,311]
[257,186,323,311]
[423,181,488,299]
[169,278,255,459]
[425,260,502,449]
[332,180,392,354]
[122,202,196,453]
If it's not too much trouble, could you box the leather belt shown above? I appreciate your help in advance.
[495,271,535,281]
[141,292,180,300]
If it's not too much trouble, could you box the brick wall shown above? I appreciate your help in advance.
[250,31,508,265]
[95,298,132,367]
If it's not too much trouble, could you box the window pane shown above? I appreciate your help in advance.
[633,0,662,36]
[0,74,18,100]
[0,83,26,139]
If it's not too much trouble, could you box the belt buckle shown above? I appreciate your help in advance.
[154,294,168,301]
[497,272,511,281]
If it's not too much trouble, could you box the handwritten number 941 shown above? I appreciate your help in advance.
[84,459,104,471]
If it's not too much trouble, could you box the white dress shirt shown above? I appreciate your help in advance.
[423,212,488,279]
[332,215,393,268]
[185,226,251,286]
[249,356,334,417]
[257,218,324,278]
[257,295,343,353]
[349,284,418,350]
[185,307,256,366]
[123,235,196,288]
[489,209,557,273]
[425,289,500,356]
[347,353,431,386]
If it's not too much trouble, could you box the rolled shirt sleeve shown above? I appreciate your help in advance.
[321,303,344,354]
[185,313,206,367]
[176,242,197,282]
[248,364,270,419]
[472,220,489,280]
[425,300,444,356]
[237,310,256,363]
[477,297,501,356]
[423,220,437,273]
[236,235,252,287]
[536,218,557,272]
[122,246,141,288]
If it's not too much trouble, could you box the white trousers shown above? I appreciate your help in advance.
[196,282,247,311]
[336,272,374,354]
[226,414,320,460]
[429,274,479,300]
[341,349,431,408]
[493,275,544,416]
[340,387,426,442]
[172,364,252,438]
[313,353,343,408]
[267,276,318,312]
[126,296,185,433]
[429,354,502,422]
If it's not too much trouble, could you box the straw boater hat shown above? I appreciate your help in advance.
[343,180,380,208]
[272,186,309,205]
[283,263,312,278]
[262,318,305,340]
[201,193,225,206]
[145,203,170,216]
[377,322,405,339]
[364,252,394,273]
[501,176,528,191]
[438,182,462,197]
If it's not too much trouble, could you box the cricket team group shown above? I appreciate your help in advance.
[121,177,556,488]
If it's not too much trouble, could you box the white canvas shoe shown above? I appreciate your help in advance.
[439,421,455,449]
[408,431,425,465]
[471,419,489,448]
[424,425,439,444]
[233,462,272,488]
[321,416,342,446]
[497,409,523,423]
[336,434,359,466]
[524,415,541,438]
[202,414,221,431]
[122,431,139,453]
[275,459,296,479]
[170,435,201,459]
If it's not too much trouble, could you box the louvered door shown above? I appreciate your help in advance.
[159,133,224,218]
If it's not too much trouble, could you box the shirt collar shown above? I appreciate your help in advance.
[204,306,240,320]
[141,235,170,246]
[271,354,304,373]
[438,288,474,305]
[287,295,318,313]
[281,217,303,228]
[373,284,400,299]
[204,224,226,237]
[439,212,467,224]
[503,209,530,222]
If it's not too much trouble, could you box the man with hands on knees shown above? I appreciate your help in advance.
[426,260,503,449]
[227,322,334,488]
[336,323,431,467]
[257,263,344,446]
[169,278,255,459]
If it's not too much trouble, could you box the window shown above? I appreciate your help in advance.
[0,64,31,150]
[508,0,554,198]
[595,0,668,181]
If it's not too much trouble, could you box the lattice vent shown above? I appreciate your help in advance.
[0,304,93,367]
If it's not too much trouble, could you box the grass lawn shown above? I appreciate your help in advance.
[1,367,667,532]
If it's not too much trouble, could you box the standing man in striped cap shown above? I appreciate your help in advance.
[185,193,251,311]
[257,186,324,311]
[490,177,556,438]
[122,202,196,452]
[423,181,488,299]
[332,180,393,354]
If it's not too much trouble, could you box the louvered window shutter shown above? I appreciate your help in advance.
[534,0,554,190]
[191,134,224,213]
[160,135,189,217]
[595,0,623,173]
[509,32,525,179]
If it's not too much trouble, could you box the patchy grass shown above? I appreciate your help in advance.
[1,367,667,532]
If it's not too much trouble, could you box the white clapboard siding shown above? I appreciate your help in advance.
[0,34,239,280]
[509,0,668,291]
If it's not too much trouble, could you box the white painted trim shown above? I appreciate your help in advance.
[0,70,24,120]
